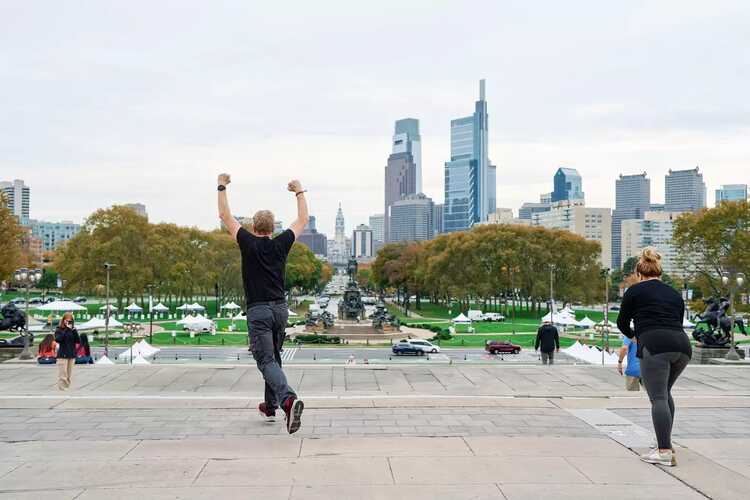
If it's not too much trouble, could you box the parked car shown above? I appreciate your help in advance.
[28,297,44,305]
[485,340,521,355]
[73,296,88,303]
[392,339,440,356]
[44,297,56,303]
[482,312,505,322]
[9,297,25,306]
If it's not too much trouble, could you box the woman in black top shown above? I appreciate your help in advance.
[54,312,80,390]
[617,247,691,467]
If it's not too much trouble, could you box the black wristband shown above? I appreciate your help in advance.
[295,190,307,197]
[218,185,226,191]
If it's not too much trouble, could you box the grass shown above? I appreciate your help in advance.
[88,331,250,347]
[432,334,624,349]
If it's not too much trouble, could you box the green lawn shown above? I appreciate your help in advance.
[89,331,251,347]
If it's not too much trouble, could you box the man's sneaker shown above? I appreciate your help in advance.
[640,449,674,466]
[258,402,276,422]
[282,396,304,434]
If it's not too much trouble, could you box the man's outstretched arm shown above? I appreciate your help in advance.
[217,173,241,240]
[287,179,309,239]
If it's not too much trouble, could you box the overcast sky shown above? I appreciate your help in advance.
[2,1,749,236]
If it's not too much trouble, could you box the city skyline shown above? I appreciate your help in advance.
[3,2,749,237]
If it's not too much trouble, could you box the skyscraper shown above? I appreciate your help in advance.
[123,203,148,219]
[665,167,706,212]
[488,164,497,216]
[383,118,421,243]
[432,203,443,235]
[368,214,384,243]
[328,204,349,265]
[389,193,435,242]
[715,184,747,205]
[352,224,374,259]
[297,215,327,256]
[444,79,491,232]
[0,179,30,225]
[392,118,422,193]
[551,168,584,203]
[612,172,651,269]
[335,203,345,242]
[518,202,550,220]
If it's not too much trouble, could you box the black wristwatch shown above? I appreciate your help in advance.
[217,185,226,191]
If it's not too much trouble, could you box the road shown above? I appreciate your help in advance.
[92,345,576,364]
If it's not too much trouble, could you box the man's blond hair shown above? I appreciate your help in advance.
[252,210,275,235]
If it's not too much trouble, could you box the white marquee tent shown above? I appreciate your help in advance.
[452,313,471,324]
[77,317,123,330]
[36,300,86,312]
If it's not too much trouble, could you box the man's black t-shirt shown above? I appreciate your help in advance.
[535,324,560,353]
[236,227,295,306]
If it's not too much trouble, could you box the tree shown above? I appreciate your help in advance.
[38,269,59,294]
[673,201,750,297]
[0,193,24,281]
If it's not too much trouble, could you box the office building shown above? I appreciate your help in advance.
[649,203,665,212]
[518,202,551,220]
[392,118,422,193]
[368,214,384,242]
[612,172,651,270]
[540,192,552,204]
[297,216,328,257]
[487,208,514,224]
[621,211,687,277]
[384,151,416,242]
[444,79,492,232]
[715,184,747,205]
[532,201,612,269]
[123,203,147,219]
[0,179,30,225]
[551,168,584,203]
[432,203,443,235]
[389,193,435,242]
[665,167,706,212]
[29,220,81,252]
[352,224,374,259]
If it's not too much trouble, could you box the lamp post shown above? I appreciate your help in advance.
[146,284,156,344]
[103,263,115,358]
[723,271,746,361]
[600,268,610,365]
[13,268,43,360]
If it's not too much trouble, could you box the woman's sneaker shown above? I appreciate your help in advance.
[282,396,304,434]
[258,402,276,423]
[640,449,674,466]
[649,443,677,465]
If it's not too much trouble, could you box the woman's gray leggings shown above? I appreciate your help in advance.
[640,348,691,450]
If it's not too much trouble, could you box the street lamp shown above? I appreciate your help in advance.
[146,284,156,344]
[600,268,611,365]
[103,263,116,358]
[13,267,43,360]
[548,263,556,317]
[722,271,746,361]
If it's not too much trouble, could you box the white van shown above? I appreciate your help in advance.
[467,310,485,321]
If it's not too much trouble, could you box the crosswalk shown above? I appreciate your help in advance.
[280,347,298,362]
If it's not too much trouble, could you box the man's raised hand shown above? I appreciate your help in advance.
[218,173,231,187]
[287,179,303,194]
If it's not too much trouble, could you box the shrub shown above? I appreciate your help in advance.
[294,334,341,344]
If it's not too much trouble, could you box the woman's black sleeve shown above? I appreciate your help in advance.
[617,289,635,338]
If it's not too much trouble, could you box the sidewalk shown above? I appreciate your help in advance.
[0,364,749,499]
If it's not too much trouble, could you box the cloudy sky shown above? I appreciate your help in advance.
[2,1,749,236]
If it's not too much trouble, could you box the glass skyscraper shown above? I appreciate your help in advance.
[444,80,492,232]
[611,172,651,270]
[392,118,422,193]
[665,167,706,212]
[551,168,584,203]
[715,184,747,205]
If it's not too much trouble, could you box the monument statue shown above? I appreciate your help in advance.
[371,300,400,332]
[338,258,365,321]
[692,296,747,347]
[0,303,33,348]
[304,309,335,332]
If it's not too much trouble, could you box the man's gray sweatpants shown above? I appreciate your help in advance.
[247,303,296,409]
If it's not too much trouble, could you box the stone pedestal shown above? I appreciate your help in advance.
[692,345,746,364]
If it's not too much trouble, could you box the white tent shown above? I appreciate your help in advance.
[125,303,143,313]
[683,317,695,328]
[77,317,123,330]
[233,311,247,320]
[131,354,150,365]
[152,303,170,313]
[221,301,241,310]
[100,304,118,312]
[35,300,86,312]
[177,314,213,331]
[189,302,205,311]
[288,309,299,316]
[452,313,471,324]
[176,304,191,311]
[95,355,114,365]
[595,319,618,329]
[541,311,578,325]
[577,316,596,328]
[562,341,620,365]
[120,339,160,359]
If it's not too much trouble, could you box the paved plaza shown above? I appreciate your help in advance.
[0,363,749,499]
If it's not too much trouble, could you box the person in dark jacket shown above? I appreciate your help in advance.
[617,247,691,467]
[54,312,80,390]
[535,320,560,364]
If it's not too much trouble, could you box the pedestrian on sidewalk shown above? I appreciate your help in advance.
[617,335,641,390]
[617,247,691,467]
[54,312,79,390]
[218,173,307,434]
[535,320,559,365]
